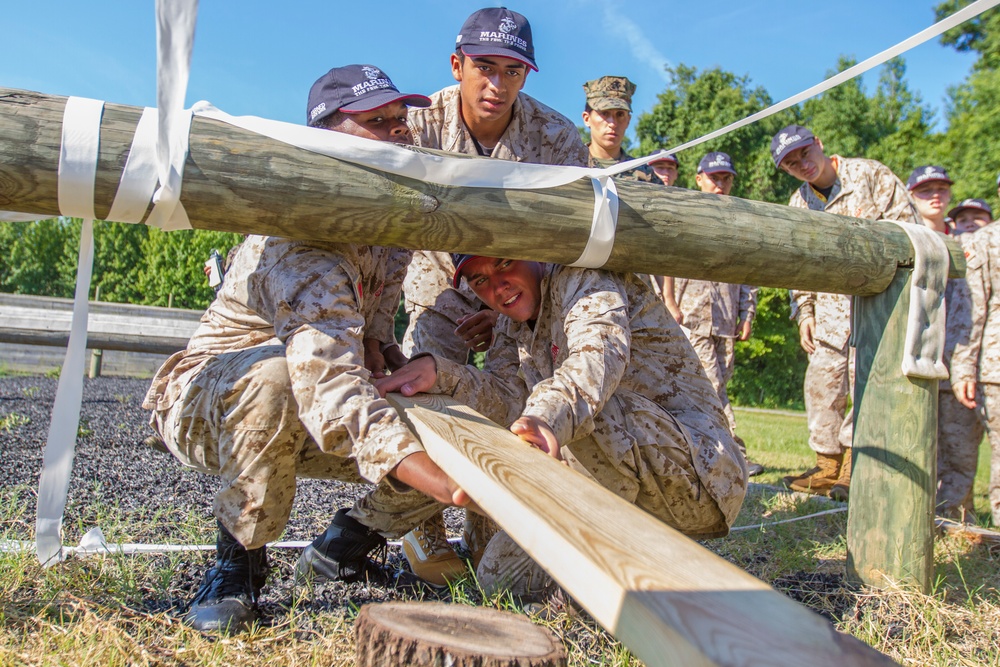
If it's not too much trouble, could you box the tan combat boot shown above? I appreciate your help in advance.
[782,452,843,496]
[829,448,852,502]
[401,514,467,587]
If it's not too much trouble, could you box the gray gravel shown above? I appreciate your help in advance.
[0,375,460,620]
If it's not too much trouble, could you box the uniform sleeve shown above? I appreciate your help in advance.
[740,284,759,322]
[546,125,590,167]
[791,289,815,324]
[259,248,424,484]
[521,271,630,446]
[950,237,989,384]
[429,325,530,426]
[369,248,412,345]
[872,164,920,224]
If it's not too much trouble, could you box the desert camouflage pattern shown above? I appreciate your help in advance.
[429,265,748,539]
[587,147,662,184]
[936,269,984,519]
[789,157,918,455]
[950,222,1000,522]
[403,86,589,360]
[144,235,434,546]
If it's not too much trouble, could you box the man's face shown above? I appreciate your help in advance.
[779,140,826,183]
[451,54,528,125]
[695,171,734,196]
[953,209,992,235]
[910,181,952,220]
[327,101,413,144]
[461,257,544,322]
[582,107,631,154]
[650,161,678,186]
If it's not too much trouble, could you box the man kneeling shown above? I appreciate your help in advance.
[143,65,473,634]
[377,255,748,600]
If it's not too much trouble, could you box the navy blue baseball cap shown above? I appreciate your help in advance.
[771,125,816,166]
[948,198,993,220]
[307,64,430,127]
[452,253,480,287]
[907,165,953,191]
[649,149,678,165]
[457,7,537,71]
[697,151,736,175]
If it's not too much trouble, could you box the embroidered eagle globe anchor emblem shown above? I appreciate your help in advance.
[499,17,517,33]
[361,66,381,81]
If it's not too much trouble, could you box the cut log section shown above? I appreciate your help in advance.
[354,601,567,667]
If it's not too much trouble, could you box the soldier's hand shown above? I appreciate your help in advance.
[952,380,978,410]
[737,318,753,341]
[363,337,388,378]
[391,451,482,512]
[383,344,410,372]
[374,355,437,397]
[510,415,563,461]
[456,310,498,352]
[798,317,817,354]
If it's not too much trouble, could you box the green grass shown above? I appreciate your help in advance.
[1,412,998,666]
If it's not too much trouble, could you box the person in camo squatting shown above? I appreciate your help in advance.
[143,65,478,634]
[399,6,589,586]
[376,253,748,601]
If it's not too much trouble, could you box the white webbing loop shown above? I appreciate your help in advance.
[107,107,161,224]
[35,97,105,566]
[570,176,620,268]
[886,221,951,380]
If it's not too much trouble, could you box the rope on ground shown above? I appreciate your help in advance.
[730,507,848,533]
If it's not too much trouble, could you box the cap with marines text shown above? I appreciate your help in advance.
[771,125,816,166]
[948,198,993,220]
[697,151,736,175]
[307,64,429,127]
[457,7,537,71]
[906,165,953,191]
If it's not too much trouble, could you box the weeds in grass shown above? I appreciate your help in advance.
[20,385,40,399]
[0,412,30,433]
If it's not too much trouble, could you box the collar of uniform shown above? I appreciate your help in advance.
[448,90,526,159]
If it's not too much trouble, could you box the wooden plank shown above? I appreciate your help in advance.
[386,393,896,667]
[847,268,936,592]
[0,86,963,295]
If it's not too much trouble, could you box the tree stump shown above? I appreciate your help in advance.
[354,601,567,667]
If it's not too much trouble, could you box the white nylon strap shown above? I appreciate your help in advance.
[571,176,619,267]
[886,221,951,380]
[107,107,160,223]
[145,0,197,231]
[35,97,106,566]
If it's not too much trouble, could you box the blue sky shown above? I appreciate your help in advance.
[3,1,979,141]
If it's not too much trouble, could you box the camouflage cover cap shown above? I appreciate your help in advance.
[584,76,636,112]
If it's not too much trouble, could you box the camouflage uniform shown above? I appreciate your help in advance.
[673,279,758,442]
[586,147,661,184]
[938,267,984,519]
[143,235,444,549]
[403,85,589,362]
[950,222,1000,524]
[428,265,748,595]
[790,157,920,455]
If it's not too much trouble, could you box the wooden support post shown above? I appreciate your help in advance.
[848,268,936,592]
[387,393,896,667]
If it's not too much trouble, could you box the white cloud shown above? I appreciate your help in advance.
[601,7,671,82]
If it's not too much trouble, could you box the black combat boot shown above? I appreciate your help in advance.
[295,508,393,585]
[184,520,269,634]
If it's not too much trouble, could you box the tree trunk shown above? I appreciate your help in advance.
[354,601,567,667]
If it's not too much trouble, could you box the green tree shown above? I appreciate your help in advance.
[0,218,74,296]
[55,219,149,303]
[936,0,1000,72]
[136,228,243,309]
[635,63,798,204]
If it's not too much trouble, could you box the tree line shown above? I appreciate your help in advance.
[1,1,995,408]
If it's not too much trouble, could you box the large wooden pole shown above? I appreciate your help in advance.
[0,87,963,294]
[387,393,896,667]
[848,268,936,592]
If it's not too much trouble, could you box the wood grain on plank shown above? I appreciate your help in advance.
[386,393,896,667]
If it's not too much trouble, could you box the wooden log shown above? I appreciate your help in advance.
[0,87,962,295]
[847,268,936,593]
[386,393,897,667]
[354,601,567,667]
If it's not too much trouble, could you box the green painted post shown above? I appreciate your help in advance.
[847,268,936,593]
